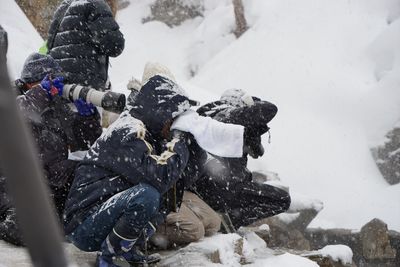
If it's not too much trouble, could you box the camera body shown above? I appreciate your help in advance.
[63,84,126,114]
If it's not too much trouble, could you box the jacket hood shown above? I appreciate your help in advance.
[128,75,192,135]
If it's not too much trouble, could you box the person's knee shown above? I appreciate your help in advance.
[185,221,205,242]
[127,183,161,215]
[163,205,206,245]
[170,219,205,244]
[142,183,161,206]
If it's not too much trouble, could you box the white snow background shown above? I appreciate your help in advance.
[1,0,400,266]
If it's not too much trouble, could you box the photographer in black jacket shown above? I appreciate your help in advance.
[0,53,102,246]
[193,89,291,229]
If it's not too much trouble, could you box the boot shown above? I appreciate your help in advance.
[97,228,137,267]
[135,221,157,248]
[97,228,160,267]
[123,249,161,266]
[125,222,161,266]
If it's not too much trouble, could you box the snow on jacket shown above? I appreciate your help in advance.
[192,90,291,227]
[14,85,102,215]
[64,75,193,234]
[47,0,125,89]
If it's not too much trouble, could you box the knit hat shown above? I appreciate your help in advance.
[141,62,177,85]
[20,53,62,83]
[127,62,198,109]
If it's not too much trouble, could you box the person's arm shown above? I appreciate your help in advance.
[113,137,189,195]
[87,0,125,57]
[68,104,102,152]
[16,86,51,121]
[180,135,208,189]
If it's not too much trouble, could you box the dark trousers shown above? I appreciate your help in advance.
[67,183,160,251]
[194,176,291,229]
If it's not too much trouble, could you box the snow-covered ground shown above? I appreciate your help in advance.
[1,0,400,265]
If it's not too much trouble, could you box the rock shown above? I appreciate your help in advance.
[143,0,204,27]
[117,0,130,11]
[237,225,271,243]
[208,249,221,264]
[274,246,356,267]
[360,218,397,260]
[388,230,400,264]
[305,254,355,267]
[234,237,244,256]
[15,0,120,39]
[234,237,247,264]
[15,0,60,38]
[252,216,311,250]
[248,202,321,251]
[306,219,400,267]
[371,127,400,185]
[305,228,362,265]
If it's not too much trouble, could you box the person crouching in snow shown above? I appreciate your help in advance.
[0,53,102,246]
[63,67,201,266]
[125,65,254,249]
[193,89,291,230]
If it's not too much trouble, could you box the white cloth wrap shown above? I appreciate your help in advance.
[171,110,244,158]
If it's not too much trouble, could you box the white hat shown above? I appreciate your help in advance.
[141,62,176,86]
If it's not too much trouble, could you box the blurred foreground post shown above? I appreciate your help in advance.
[0,28,68,267]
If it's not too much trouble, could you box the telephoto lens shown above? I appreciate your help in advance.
[63,84,126,114]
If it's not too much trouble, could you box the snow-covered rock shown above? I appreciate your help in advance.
[371,126,400,185]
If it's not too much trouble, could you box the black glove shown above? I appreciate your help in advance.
[243,127,264,158]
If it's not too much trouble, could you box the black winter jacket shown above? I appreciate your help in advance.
[47,0,125,89]
[195,94,278,189]
[15,86,102,215]
[192,94,291,228]
[64,75,196,234]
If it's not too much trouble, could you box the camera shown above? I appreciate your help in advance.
[63,84,126,114]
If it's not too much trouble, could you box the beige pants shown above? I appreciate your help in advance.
[151,191,221,248]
